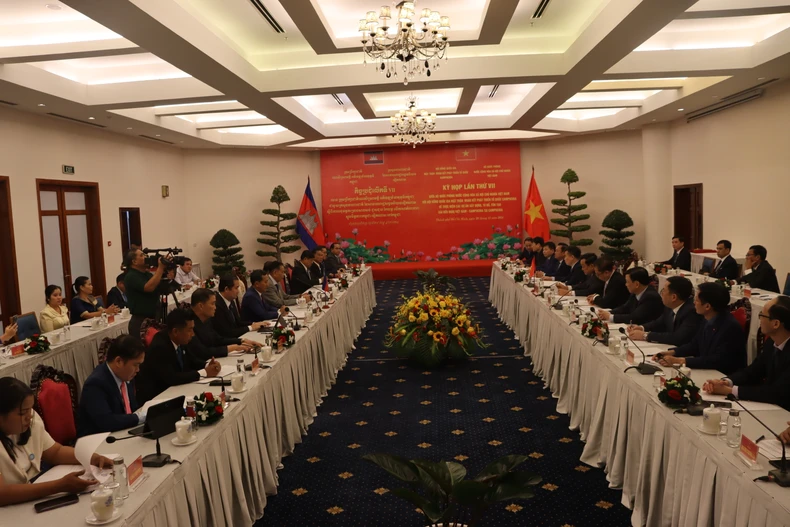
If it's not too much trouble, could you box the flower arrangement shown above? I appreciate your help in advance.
[653,263,668,275]
[581,318,609,342]
[501,260,511,272]
[513,269,527,283]
[384,288,487,367]
[716,277,732,291]
[351,265,361,277]
[193,392,224,425]
[658,375,701,408]
[272,326,296,348]
[204,277,217,289]
[339,277,349,290]
[24,334,51,355]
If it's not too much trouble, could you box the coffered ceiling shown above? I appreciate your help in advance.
[1,0,790,149]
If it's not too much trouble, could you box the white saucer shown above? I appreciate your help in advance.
[261,358,276,363]
[697,424,719,436]
[85,509,122,525]
[227,386,248,394]
[171,436,198,447]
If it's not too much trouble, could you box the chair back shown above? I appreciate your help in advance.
[15,312,41,341]
[140,318,165,347]
[729,297,752,337]
[97,336,116,365]
[192,262,202,279]
[784,273,790,296]
[30,365,78,446]
[701,257,716,275]
[95,296,105,309]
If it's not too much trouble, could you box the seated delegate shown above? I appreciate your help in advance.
[0,377,114,506]
[596,267,664,325]
[39,285,69,333]
[588,257,630,309]
[662,235,691,271]
[628,276,703,346]
[738,245,780,293]
[242,270,286,322]
[213,275,267,338]
[535,241,559,277]
[556,253,603,297]
[70,276,119,324]
[188,288,256,360]
[106,273,128,310]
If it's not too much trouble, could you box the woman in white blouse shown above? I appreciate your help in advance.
[0,377,113,506]
[39,285,70,333]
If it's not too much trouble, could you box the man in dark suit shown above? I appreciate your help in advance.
[517,237,533,264]
[709,239,739,281]
[312,247,328,281]
[262,261,310,308]
[536,242,559,277]
[77,335,146,437]
[325,243,345,277]
[588,256,630,309]
[213,275,266,338]
[657,282,746,374]
[242,270,285,322]
[557,253,603,297]
[662,236,691,271]
[530,237,546,270]
[188,288,256,360]
[597,267,664,325]
[291,250,319,295]
[628,276,703,346]
[560,246,585,286]
[135,309,222,404]
[703,296,790,409]
[549,243,570,281]
[107,273,128,310]
[738,245,780,293]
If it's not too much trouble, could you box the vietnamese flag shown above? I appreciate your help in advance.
[524,166,550,241]
[296,177,325,250]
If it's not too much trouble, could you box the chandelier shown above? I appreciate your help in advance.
[360,1,450,85]
[390,96,437,147]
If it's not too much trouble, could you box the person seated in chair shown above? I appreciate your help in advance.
[135,309,222,403]
[738,245,780,293]
[549,243,570,281]
[262,261,310,308]
[188,288,256,360]
[559,246,585,286]
[707,240,739,281]
[656,282,746,375]
[517,237,533,264]
[70,276,119,324]
[703,296,790,410]
[325,243,345,277]
[40,285,69,333]
[175,258,200,290]
[242,270,286,322]
[107,273,128,310]
[588,257,630,309]
[530,237,546,269]
[77,335,146,437]
[627,276,702,346]
[662,236,691,271]
[312,247,328,281]
[557,253,602,297]
[597,267,664,325]
[0,377,114,506]
[535,242,559,278]
[291,250,319,295]
[213,275,267,338]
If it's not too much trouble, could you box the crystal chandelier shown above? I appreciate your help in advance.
[360,1,450,85]
[390,96,437,147]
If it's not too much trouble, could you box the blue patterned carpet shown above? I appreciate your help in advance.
[257,277,630,527]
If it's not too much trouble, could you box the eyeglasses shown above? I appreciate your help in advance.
[758,313,774,320]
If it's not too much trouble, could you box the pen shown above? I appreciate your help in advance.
[756,435,765,444]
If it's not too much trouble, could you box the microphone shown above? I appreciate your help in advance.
[726,394,790,487]
[552,289,573,310]
[107,431,152,443]
[589,307,597,317]
[620,327,662,375]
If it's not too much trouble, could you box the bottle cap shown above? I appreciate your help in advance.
[114,457,124,465]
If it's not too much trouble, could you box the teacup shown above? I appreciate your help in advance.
[91,488,115,521]
[231,373,244,392]
[261,346,273,362]
[121,307,130,317]
[90,318,101,330]
[175,419,192,443]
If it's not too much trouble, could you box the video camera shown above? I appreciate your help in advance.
[142,247,187,270]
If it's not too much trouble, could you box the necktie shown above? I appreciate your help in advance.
[175,345,184,370]
[603,280,608,296]
[120,382,132,414]
[230,301,240,323]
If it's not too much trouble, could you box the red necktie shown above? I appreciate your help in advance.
[120,382,132,414]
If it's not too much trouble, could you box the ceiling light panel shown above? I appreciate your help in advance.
[548,108,626,120]
[216,125,288,135]
[636,14,790,51]
[0,0,122,46]
[687,0,790,12]
[470,84,538,116]
[28,53,190,85]
[177,110,266,124]
[366,88,463,115]
[291,94,364,124]
[567,90,661,103]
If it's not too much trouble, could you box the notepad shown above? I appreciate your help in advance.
[195,365,237,383]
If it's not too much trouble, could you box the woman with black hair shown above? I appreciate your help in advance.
[40,285,70,333]
[0,377,114,506]
[69,276,119,325]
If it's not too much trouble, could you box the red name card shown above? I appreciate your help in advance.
[10,343,25,357]
[739,435,760,465]
[107,314,115,324]
[127,455,144,488]
[251,357,260,375]
[626,348,635,365]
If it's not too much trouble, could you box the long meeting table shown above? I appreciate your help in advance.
[489,263,790,527]
[0,269,376,527]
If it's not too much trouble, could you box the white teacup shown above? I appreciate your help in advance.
[90,318,101,330]
[91,488,115,521]
[121,307,130,318]
[175,419,192,442]
[231,373,244,392]
[261,346,273,362]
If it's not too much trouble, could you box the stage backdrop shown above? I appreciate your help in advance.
[320,143,522,264]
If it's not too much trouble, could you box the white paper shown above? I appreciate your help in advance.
[228,350,246,357]
[75,433,109,473]
[759,439,784,460]
[195,365,237,383]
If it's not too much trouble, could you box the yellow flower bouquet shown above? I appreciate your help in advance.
[384,288,487,367]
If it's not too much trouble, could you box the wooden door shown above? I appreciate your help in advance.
[673,184,703,250]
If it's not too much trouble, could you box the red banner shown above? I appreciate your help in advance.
[320,143,522,263]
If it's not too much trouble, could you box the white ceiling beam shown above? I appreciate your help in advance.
[0,40,144,64]
[153,101,245,116]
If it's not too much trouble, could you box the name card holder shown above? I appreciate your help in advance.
[128,455,149,491]
[10,343,25,357]
[736,435,762,470]
[626,349,635,365]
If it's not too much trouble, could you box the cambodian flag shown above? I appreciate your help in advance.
[296,177,325,250]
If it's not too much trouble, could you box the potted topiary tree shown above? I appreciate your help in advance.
[363,453,541,526]
[210,229,245,276]
[256,185,301,263]
[550,169,592,247]
[599,209,635,267]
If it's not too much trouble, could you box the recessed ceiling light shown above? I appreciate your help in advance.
[758,77,765,80]
[651,119,656,122]
[677,108,684,112]
[126,127,132,130]
[38,103,46,107]
[155,134,161,137]
[712,95,719,98]
[88,116,95,120]
[45,3,61,10]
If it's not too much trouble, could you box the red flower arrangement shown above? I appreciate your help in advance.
[24,334,51,355]
[658,376,701,408]
[193,392,223,425]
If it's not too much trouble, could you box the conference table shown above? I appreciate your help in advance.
[0,269,376,527]
[489,263,790,527]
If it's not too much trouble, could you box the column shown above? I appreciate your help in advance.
[641,124,673,262]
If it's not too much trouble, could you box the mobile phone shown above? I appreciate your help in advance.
[11,315,18,324]
[34,493,79,513]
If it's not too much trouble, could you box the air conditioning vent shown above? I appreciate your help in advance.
[533,0,552,19]
[686,85,770,123]
[139,134,175,145]
[47,113,106,128]
[331,94,344,106]
[488,85,499,98]
[249,0,285,33]
[0,99,18,106]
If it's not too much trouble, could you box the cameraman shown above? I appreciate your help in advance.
[123,249,167,340]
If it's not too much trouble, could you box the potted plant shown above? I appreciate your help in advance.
[549,169,593,247]
[210,229,246,276]
[599,210,635,267]
[256,185,301,263]
[363,453,541,526]
[415,268,455,294]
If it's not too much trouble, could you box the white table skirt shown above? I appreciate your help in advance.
[0,270,376,527]
[489,264,790,527]
[0,319,130,388]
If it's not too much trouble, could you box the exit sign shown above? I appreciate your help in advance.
[62,165,75,175]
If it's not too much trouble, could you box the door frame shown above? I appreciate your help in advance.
[0,176,21,326]
[119,207,142,258]
[36,179,107,302]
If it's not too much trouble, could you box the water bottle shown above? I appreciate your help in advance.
[236,358,245,375]
[113,457,129,499]
[726,409,742,448]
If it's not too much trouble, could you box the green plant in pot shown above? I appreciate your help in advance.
[363,453,541,526]
[415,268,456,294]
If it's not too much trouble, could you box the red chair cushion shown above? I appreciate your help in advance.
[731,307,748,331]
[144,327,158,347]
[38,379,76,445]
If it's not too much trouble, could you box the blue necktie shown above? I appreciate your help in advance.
[175,346,184,370]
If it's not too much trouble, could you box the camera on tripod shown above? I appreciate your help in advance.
[142,247,187,270]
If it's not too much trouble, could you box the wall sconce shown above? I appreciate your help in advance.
[161,185,169,198]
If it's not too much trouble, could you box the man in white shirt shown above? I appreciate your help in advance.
[175,258,200,289]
